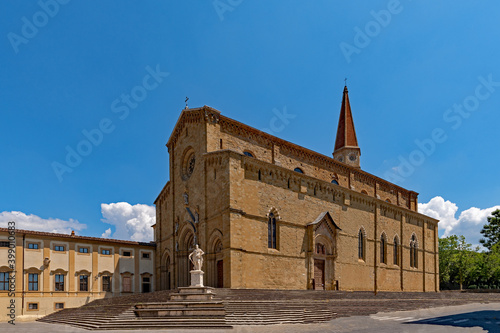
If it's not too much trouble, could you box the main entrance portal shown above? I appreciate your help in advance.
[314,259,325,290]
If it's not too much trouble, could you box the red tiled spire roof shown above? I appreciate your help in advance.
[334,86,359,151]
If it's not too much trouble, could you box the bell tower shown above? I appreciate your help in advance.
[333,85,361,168]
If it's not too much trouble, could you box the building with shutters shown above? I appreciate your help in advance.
[0,228,155,321]
[153,86,440,292]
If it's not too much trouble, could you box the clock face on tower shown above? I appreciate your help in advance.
[337,156,344,163]
[349,153,357,162]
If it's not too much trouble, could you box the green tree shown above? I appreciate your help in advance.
[438,236,455,288]
[480,209,500,251]
[439,235,475,290]
[486,243,500,287]
[454,235,475,290]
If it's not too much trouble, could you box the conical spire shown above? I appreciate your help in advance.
[333,85,361,167]
[334,86,358,151]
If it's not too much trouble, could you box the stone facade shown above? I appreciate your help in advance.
[154,89,439,292]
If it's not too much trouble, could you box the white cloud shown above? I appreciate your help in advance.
[100,202,155,242]
[419,196,500,246]
[101,228,112,238]
[0,211,86,234]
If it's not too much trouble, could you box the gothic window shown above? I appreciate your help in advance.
[294,167,304,174]
[393,236,399,266]
[315,243,326,255]
[181,148,196,180]
[358,229,365,260]
[380,234,387,264]
[331,179,339,185]
[268,213,277,249]
[243,151,254,157]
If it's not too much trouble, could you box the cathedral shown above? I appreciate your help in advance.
[153,87,439,292]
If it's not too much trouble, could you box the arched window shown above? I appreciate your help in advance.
[380,234,387,264]
[358,229,365,260]
[243,151,254,157]
[294,167,304,174]
[331,179,339,185]
[268,213,277,249]
[361,190,368,195]
[393,236,399,266]
[385,199,391,203]
[315,243,326,255]
[410,235,418,268]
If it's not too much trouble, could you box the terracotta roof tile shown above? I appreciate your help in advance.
[0,228,155,247]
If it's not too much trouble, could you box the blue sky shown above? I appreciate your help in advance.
[1,1,499,245]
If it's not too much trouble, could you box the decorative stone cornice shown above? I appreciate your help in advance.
[220,116,273,149]
[203,149,437,224]
[217,113,416,198]
[165,106,418,201]
[166,106,215,149]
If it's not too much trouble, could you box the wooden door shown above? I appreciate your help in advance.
[216,260,223,288]
[123,276,131,292]
[314,259,325,290]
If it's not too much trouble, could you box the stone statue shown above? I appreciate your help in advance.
[189,244,205,271]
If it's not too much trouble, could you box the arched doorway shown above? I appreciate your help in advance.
[313,242,327,290]
[307,212,340,290]
[214,240,223,288]
[178,229,195,287]
[161,254,171,290]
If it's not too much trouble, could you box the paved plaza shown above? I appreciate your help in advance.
[4,302,500,333]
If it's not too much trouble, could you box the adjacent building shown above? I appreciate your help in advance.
[0,228,155,321]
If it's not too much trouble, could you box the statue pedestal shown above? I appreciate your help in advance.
[190,269,204,287]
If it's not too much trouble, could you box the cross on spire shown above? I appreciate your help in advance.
[185,97,189,109]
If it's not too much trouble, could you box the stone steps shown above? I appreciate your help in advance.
[38,289,500,329]
[94,317,233,330]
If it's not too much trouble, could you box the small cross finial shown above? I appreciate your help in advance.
[185,97,189,109]
[344,78,347,86]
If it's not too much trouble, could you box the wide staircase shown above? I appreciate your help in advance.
[38,289,500,330]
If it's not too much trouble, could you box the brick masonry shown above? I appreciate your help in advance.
[154,104,439,292]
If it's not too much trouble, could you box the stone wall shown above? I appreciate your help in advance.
[156,107,438,292]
